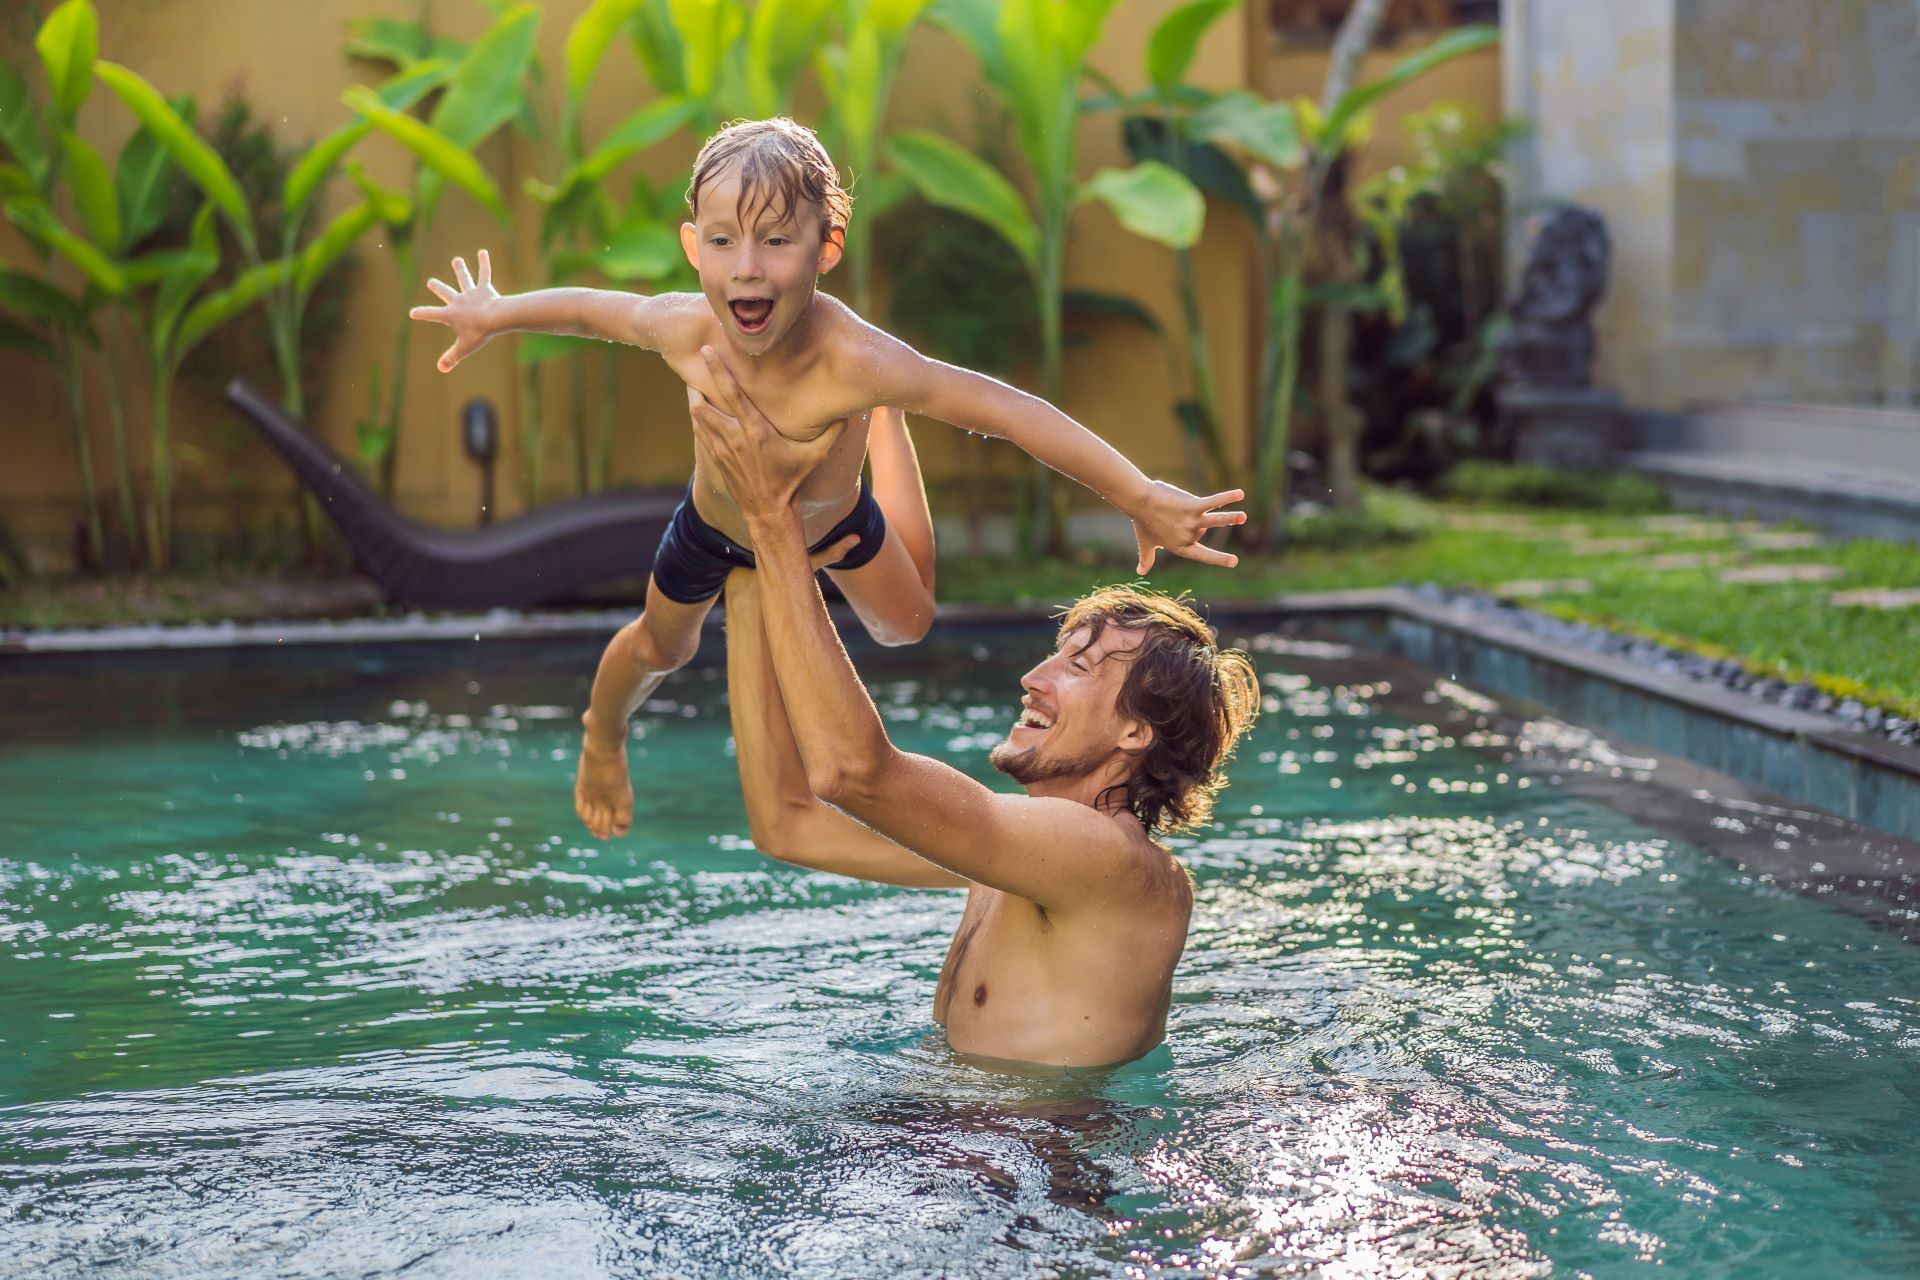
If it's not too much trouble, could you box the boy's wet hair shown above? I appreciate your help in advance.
[688,117,852,247]
[1057,586,1260,836]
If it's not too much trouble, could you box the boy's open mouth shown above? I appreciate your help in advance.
[729,297,774,334]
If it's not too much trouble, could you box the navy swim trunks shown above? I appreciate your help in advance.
[651,477,888,604]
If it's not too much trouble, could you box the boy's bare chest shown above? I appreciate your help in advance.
[664,346,858,442]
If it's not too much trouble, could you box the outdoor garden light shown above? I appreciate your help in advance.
[461,397,498,527]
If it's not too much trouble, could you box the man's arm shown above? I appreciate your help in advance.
[688,350,1144,912]
[858,325,1244,572]
[725,570,964,890]
[411,249,699,372]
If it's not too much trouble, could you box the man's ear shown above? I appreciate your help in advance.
[815,226,845,276]
[1118,717,1154,756]
[680,222,700,270]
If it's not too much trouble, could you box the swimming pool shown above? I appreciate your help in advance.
[4,624,1918,1277]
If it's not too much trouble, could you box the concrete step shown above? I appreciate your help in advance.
[1646,400,1920,479]
[1625,448,1920,543]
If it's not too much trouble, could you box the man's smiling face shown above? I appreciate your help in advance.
[680,168,839,358]
[990,625,1148,788]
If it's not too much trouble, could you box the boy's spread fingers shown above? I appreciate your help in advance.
[426,278,455,303]
[478,248,491,285]
[1177,543,1239,568]
[409,306,445,323]
[453,256,474,289]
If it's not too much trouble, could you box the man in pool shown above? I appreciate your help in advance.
[691,352,1260,1069]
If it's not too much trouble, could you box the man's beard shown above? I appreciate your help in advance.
[989,736,1114,786]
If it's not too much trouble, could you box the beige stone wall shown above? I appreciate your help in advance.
[1506,0,1676,404]
[1507,0,1920,411]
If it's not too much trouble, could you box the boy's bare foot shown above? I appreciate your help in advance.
[574,721,634,840]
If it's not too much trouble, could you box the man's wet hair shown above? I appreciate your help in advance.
[687,117,852,248]
[1057,585,1259,835]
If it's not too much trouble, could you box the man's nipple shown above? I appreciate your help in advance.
[972,983,988,1007]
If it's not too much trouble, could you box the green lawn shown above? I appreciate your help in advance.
[939,501,1920,719]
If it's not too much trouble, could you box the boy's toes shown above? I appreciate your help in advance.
[613,804,632,838]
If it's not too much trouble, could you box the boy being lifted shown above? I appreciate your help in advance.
[410,118,1245,841]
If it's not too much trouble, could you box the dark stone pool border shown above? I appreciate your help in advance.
[9,590,1920,843]
[1237,588,1920,846]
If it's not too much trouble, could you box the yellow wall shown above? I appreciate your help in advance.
[0,2,1499,565]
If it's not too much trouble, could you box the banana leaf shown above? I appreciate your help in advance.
[1190,91,1302,169]
[35,0,98,123]
[4,197,125,294]
[0,64,48,186]
[669,0,745,101]
[59,129,120,251]
[344,161,412,227]
[1120,115,1261,228]
[294,201,381,297]
[344,86,508,224]
[1077,160,1204,250]
[1319,25,1497,154]
[742,0,835,117]
[151,204,221,358]
[116,122,175,248]
[629,0,689,96]
[1146,0,1235,98]
[95,62,254,254]
[286,59,453,219]
[430,4,541,150]
[565,0,649,102]
[888,129,1039,270]
[0,265,84,325]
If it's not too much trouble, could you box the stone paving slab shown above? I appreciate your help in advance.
[1829,587,1920,608]
[1632,518,1741,540]
[1493,578,1591,598]
[1568,536,1657,556]
[1719,563,1844,584]
[1645,551,1741,571]
[1739,530,1825,550]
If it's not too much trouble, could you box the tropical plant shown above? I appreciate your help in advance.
[338,3,535,498]
[0,2,111,568]
[1096,0,1494,541]
[520,0,703,496]
[1085,0,1290,492]
[888,0,1207,551]
[813,0,934,317]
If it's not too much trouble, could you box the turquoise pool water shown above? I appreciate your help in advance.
[3,626,1918,1278]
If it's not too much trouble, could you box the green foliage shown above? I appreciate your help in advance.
[1439,462,1669,514]
[881,202,1036,378]
[95,61,254,253]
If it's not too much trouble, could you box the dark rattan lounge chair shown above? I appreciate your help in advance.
[225,379,678,610]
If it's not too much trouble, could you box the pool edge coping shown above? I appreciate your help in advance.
[8,587,1912,774]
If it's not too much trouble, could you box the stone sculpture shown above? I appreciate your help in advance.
[1495,204,1622,467]
[1499,204,1610,388]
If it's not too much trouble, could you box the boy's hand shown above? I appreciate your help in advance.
[410,250,502,373]
[1131,482,1246,573]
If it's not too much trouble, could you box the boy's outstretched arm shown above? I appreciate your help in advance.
[861,332,1245,572]
[410,249,695,373]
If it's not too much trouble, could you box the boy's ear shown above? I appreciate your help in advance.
[815,226,844,276]
[680,222,700,270]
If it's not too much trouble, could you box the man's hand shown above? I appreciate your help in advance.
[688,345,843,520]
[410,250,502,373]
[1129,481,1247,574]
